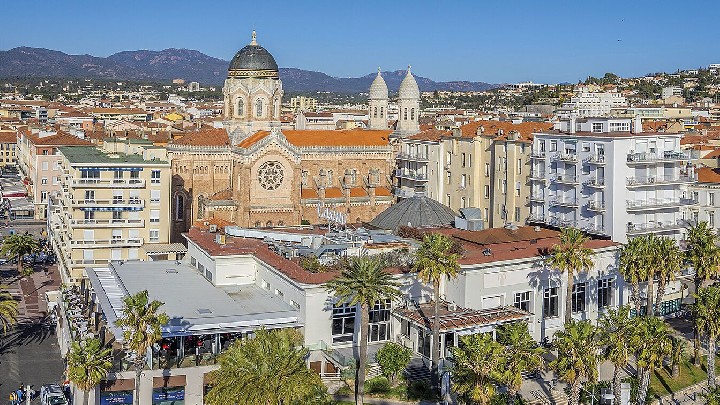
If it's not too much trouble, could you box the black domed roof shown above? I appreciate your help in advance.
[369,195,456,230]
[228,44,278,72]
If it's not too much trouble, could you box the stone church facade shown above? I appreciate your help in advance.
[167,32,420,241]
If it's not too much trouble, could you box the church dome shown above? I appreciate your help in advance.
[369,195,456,230]
[228,31,279,78]
[398,67,420,100]
[369,69,388,100]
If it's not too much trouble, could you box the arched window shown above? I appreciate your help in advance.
[351,169,357,184]
[237,98,244,117]
[255,99,263,118]
[403,108,408,120]
[327,170,334,186]
[380,107,384,118]
[373,107,378,118]
[254,221,261,228]
[266,221,273,227]
[411,108,415,120]
[175,195,184,221]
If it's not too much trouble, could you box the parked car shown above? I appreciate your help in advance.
[0,258,8,265]
[40,384,68,405]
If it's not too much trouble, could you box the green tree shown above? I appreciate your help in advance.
[324,257,402,405]
[669,336,686,379]
[114,290,169,405]
[0,233,39,273]
[375,342,412,386]
[599,305,637,402]
[634,317,673,403]
[685,221,720,365]
[694,285,720,388]
[546,228,594,324]
[67,338,113,405]
[206,328,327,405]
[618,236,650,315]
[496,322,545,405]
[649,236,682,315]
[0,286,18,333]
[549,320,600,405]
[450,333,504,405]
[705,386,720,405]
[413,232,460,393]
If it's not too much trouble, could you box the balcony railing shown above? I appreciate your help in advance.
[587,200,606,211]
[584,177,605,187]
[627,219,692,235]
[551,174,579,184]
[549,197,579,207]
[530,151,546,159]
[547,215,578,228]
[582,223,606,235]
[69,259,110,266]
[626,198,697,210]
[395,169,428,182]
[72,199,145,208]
[583,155,606,164]
[529,171,546,181]
[527,213,546,223]
[396,152,429,162]
[627,151,689,163]
[68,219,145,228]
[552,153,578,162]
[626,175,695,187]
[529,192,545,202]
[71,178,146,188]
[69,238,144,247]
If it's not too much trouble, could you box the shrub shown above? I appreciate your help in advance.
[375,342,412,385]
[406,380,435,400]
[299,256,324,273]
[365,376,391,394]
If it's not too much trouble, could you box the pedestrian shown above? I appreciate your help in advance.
[9,390,17,405]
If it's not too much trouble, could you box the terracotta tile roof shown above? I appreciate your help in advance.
[25,131,93,146]
[325,187,344,198]
[395,301,531,331]
[349,187,367,198]
[374,187,392,197]
[697,167,720,183]
[702,149,720,159]
[0,131,18,144]
[210,189,233,200]
[301,188,319,199]
[461,120,553,140]
[407,129,450,142]
[171,128,230,147]
[90,108,147,115]
[238,129,392,149]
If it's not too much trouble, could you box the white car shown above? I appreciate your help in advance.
[40,384,68,405]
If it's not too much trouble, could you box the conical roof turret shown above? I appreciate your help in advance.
[369,68,388,100]
[398,66,420,100]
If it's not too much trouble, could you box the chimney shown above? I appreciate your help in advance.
[632,116,643,134]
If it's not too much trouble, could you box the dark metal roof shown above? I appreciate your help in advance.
[228,44,279,72]
[369,195,456,230]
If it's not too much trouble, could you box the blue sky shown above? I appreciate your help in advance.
[2,0,718,84]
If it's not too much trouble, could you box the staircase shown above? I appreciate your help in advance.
[526,390,569,405]
[404,357,432,382]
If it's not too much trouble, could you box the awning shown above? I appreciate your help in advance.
[142,243,188,255]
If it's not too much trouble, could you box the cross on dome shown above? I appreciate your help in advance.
[250,30,257,45]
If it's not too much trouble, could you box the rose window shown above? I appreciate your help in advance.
[258,161,284,190]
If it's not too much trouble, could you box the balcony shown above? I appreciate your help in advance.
[549,197,579,208]
[68,219,145,228]
[551,174,579,185]
[583,155,606,165]
[527,213,546,223]
[71,178,146,188]
[627,219,691,235]
[395,169,428,182]
[626,197,697,211]
[69,238,144,248]
[72,199,145,209]
[552,152,578,163]
[626,151,689,164]
[528,171,546,181]
[586,200,606,212]
[69,259,110,266]
[529,192,545,202]
[546,215,578,228]
[582,223,606,235]
[625,175,695,188]
[396,152,429,162]
[393,188,417,198]
[530,151,546,159]
[584,177,605,188]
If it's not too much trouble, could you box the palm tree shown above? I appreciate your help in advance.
[546,227,594,324]
[67,338,113,405]
[705,386,720,405]
[0,286,18,333]
[685,221,720,365]
[496,322,545,405]
[205,328,327,405]
[669,336,686,379]
[413,232,460,393]
[549,320,600,405]
[599,305,637,403]
[324,257,401,405]
[0,233,38,273]
[114,290,169,405]
[634,316,673,403]
[619,237,649,315]
[694,285,720,388]
[650,237,682,316]
[450,333,504,405]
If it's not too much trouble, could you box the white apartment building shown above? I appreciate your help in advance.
[690,167,720,228]
[529,117,695,243]
[557,91,627,118]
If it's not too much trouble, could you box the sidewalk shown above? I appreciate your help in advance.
[332,395,448,405]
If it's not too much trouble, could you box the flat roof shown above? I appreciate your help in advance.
[58,146,168,165]
[86,260,300,341]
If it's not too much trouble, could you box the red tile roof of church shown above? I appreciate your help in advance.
[171,128,230,146]
[238,129,392,149]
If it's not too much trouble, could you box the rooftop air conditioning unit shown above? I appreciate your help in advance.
[209,224,217,233]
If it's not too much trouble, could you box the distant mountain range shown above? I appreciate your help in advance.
[0,47,496,93]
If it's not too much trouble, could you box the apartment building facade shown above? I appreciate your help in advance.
[49,145,173,283]
[17,129,93,219]
[0,130,18,167]
[690,167,720,228]
[529,117,695,243]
